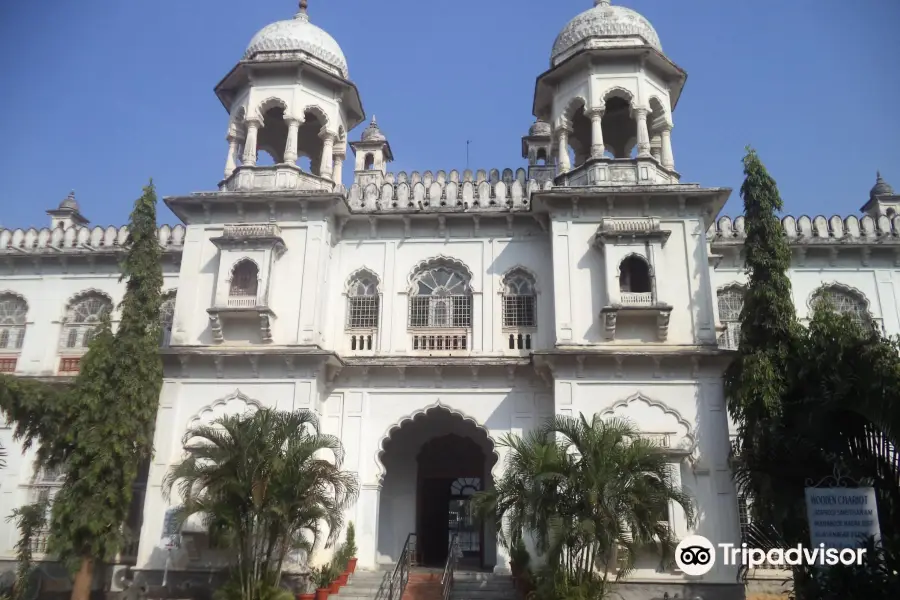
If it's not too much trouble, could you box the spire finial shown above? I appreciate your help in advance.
[877,170,883,180]
[295,0,309,21]
[371,115,377,126]
[299,0,308,13]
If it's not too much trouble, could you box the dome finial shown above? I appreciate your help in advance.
[295,0,310,21]
[595,0,612,6]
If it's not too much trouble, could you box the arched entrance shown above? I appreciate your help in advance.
[377,406,496,569]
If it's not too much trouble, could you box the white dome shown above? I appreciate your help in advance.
[551,0,662,65]
[243,12,349,79]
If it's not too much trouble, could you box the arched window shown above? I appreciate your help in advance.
[619,255,652,296]
[811,286,870,328]
[62,293,112,349]
[160,292,176,348]
[409,262,472,329]
[229,260,259,299]
[502,269,536,328]
[346,271,379,330]
[717,286,745,350]
[0,294,27,352]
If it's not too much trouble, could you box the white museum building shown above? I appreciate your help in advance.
[1,1,898,598]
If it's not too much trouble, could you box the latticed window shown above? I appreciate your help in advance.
[811,286,869,328]
[717,286,745,350]
[160,293,176,348]
[62,294,111,349]
[409,264,472,328]
[229,260,259,297]
[502,270,536,328]
[347,272,379,329]
[0,294,27,351]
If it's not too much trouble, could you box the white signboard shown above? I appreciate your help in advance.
[805,487,880,550]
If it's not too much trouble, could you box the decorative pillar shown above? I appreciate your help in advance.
[283,117,302,165]
[242,118,262,167]
[660,125,675,170]
[357,481,382,570]
[333,152,345,186]
[319,131,335,179]
[588,108,605,158]
[634,107,651,157]
[557,128,571,174]
[224,134,240,178]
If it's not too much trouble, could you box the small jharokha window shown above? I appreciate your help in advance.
[230,260,259,297]
[347,271,379,329]
[619,255,652,294]
[502,269,537,328]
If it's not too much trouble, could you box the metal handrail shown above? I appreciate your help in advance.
[374,533,416,600]
[441,534,460,600]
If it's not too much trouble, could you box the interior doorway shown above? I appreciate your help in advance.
[416,434,485,567]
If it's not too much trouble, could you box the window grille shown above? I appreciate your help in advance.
[717,287,744,350]
[502,270,537,328]
[61,295,111,350]
[347,273,379,329]
[229,261,259,297]
[738,496,750,540]
[408,264,473,329]
[0,294,27,351]
[811,287,869,328]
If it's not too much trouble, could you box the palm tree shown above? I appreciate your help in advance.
[164,408,359,600]
[473,415,693,595]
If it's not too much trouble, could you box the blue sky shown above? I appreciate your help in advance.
[0,0,898,228]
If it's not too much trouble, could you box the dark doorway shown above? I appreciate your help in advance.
[416,434,485,567]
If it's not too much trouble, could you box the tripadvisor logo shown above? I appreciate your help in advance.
[675,535,867,576]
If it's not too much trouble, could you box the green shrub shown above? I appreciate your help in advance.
[345,522,358,558]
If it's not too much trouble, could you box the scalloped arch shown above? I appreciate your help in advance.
[599,392,696,451]
[345,267,381,294]
[63,289,114,322]
[500,265,540,294]
[717,281,747,293]
[301,105,330,128]
[185,389,262,437]
[229,257,261,280]
[602,86,635,106]
[256,96,289,122]
[375,402,500,481]
[563,95,587,122]
[0,290,28,307]
[407,255,476,292]
[807,282,873,314]
[617,252,654,277]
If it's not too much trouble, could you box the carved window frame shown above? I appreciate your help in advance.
[228,259,261,299]
[345,268,381,331]
[617,252,655,297]
[61,291,113,351]
[808,283,873,329]
[500,267,538,329]
[407,258,474,330]
[0,292,28,353]
[716,283,746,350]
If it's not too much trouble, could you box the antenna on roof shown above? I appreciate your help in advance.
[466,140,471,170]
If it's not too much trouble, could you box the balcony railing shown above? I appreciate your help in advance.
[505,331,534,351]
[347,331,377,353]
[620,292,654,307]
[223,223,282,239]
[411,331,469,352]
[227,295,258,308]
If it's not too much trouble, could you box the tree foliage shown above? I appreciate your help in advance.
[164,408,359,600]
[0,181,164,600]
[473,415,692,599]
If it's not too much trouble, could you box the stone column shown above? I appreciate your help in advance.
[319,131,335,179]
[242,118,261,167]
[224,134,240,178]
[283,117,302,165]
[357,482,382,570]
[660,125,675,170]
[333,152,345,186]
[634,107,651,157]
[557,128,571,174]
[588,108,605,158]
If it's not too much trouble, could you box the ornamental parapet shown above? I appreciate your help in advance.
[347,168,554,213]
[708,214,900,246]
[0,224,186,255]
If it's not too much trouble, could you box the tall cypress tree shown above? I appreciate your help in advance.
[0,182,163,600]
[724,148,799,534]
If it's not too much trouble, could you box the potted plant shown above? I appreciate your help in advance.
[312,566,332,600]
[344,522,359,575]
[296,574,316,600]
[327,562,342,595]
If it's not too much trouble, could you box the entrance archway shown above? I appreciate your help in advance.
[377,406,497,569]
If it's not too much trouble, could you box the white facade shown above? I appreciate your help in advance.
[1,1,897,597]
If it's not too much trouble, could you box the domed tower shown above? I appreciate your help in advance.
[214,1,364,192]
[533,0,686,186]
[350,116,394,188]
[861,172,899,217]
